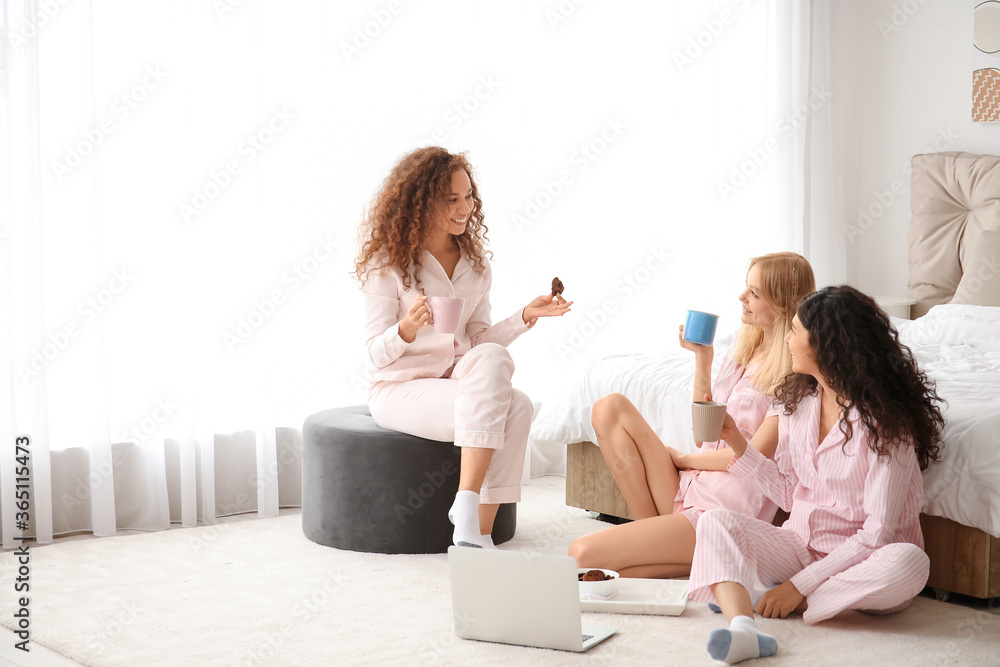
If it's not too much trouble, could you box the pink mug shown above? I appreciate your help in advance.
[427,296,465,334]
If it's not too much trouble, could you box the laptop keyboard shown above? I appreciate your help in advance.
[582,634,594,643]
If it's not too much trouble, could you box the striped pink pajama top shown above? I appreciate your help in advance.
[733,389,922,593]
[688,388,928,622]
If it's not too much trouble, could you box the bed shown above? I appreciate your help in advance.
[532,151,1000,601]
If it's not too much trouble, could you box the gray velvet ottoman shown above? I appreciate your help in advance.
[302,405,516,554]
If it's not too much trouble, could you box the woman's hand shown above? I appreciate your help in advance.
[755,581,806,619]
[522,294,573,328]
[678,325,714,358]
[666,446,689,470]
[718,409,748,456]
[398,295,431,343]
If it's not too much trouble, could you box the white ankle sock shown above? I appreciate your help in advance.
[706,615,778,664]
[448,490,481,547]
[479,534,498,550]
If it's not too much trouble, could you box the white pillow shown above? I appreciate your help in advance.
[951,229,1000,307]
[902,303,1000,351]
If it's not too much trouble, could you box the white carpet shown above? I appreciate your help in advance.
[1,476,997,666]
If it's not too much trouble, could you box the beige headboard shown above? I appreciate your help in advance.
[908,152,1000,318]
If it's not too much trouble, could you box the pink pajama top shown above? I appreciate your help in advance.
[361,251,529,382]
[728,389,924,596]
[675,349,780,523]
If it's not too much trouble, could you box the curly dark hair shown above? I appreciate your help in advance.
[775,285,945,470]
[353,146,491,291]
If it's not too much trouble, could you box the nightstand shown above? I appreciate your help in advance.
[875,296,917,320]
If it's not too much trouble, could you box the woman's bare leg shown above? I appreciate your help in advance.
[568,513,696,576]
[479,503,499,534]
[459,447,493,493]
[591,393,681,519]
[617,563,692,578]
[711,581,755,622]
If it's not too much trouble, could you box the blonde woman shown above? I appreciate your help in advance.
[569,252,814,577]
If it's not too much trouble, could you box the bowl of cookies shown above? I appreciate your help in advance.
[577,568,619,598]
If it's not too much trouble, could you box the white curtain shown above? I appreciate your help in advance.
[774,0,846,288]
[1,0,843,547]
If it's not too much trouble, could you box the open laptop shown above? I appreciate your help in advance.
[448,546,617,652]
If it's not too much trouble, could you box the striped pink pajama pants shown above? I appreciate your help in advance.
[688,508,930,624]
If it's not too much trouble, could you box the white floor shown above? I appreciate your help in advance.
[1,475,995,666]
[0,476,567,667]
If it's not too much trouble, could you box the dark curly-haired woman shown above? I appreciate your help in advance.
[686,285,945,664]
[354,147,572,548]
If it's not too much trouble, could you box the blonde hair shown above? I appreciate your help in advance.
[730,252,816,394]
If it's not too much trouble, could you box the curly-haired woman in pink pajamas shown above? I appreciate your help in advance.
[354,147,572,548]
[692,286,945,664]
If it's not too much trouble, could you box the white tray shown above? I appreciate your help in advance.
[580,578,688,616]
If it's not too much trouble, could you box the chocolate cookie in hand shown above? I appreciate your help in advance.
[551,277,564,298]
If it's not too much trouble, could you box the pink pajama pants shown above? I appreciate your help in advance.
[688,509,930,624]
[369,343,531,504]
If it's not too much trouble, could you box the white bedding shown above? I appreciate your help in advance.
[530,306,1000,537]
[894,304,1000,538]
[531,332,735,452]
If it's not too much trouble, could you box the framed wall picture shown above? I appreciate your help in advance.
[973,0,1000,122]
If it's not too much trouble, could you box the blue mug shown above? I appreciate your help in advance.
[683,310,719,346]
